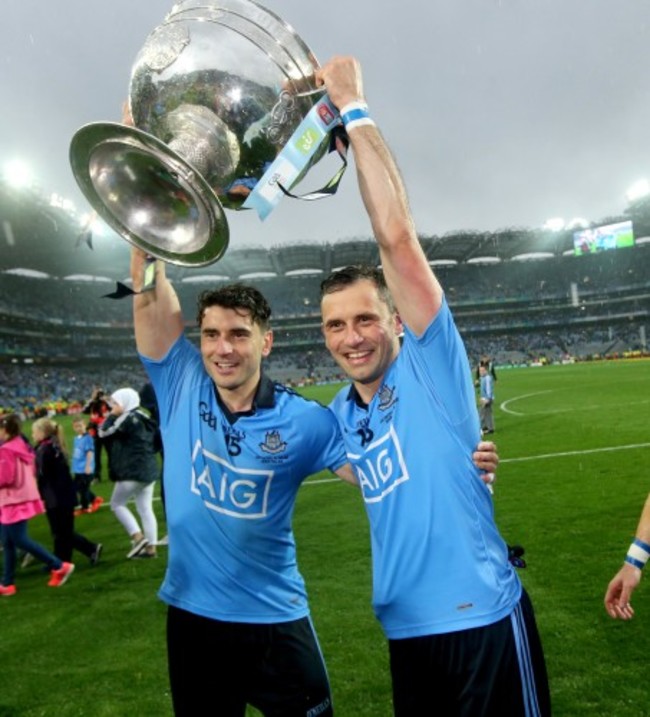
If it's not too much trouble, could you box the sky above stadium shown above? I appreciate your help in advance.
[2,0,650,256]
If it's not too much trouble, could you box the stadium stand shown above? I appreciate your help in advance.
[1,179,649,412]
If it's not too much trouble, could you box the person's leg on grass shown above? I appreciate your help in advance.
[133,480,157,556]
[111,480,147,556]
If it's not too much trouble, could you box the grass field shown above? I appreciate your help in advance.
[1,359,649,716]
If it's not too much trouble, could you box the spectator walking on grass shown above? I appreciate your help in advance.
[32,417,102,568]
[0,414,74,595]
[82,387,110,482]
[99,388,160,559]
[71,417,104,515]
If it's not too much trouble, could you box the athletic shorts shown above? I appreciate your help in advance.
[167,605,333,717]
[388,590,551,716]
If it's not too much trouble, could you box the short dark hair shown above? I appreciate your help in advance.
[320,265,394,312]
[0,414,22,439]
[196,284,272,329]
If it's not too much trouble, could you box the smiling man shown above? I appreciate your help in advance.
[317,56,551,716]
[131,266,356,717]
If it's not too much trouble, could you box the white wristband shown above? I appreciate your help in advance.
[339,100,368,116]
[625,538,650,570]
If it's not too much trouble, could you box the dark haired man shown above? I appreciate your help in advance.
[131,260,355,716]
[317,57,550,715]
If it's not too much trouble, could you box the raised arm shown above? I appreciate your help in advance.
[604,492,650,619]
[316,56,443,335]
[131,248,184,360]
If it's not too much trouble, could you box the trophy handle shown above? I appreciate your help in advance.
[70,122,229,267]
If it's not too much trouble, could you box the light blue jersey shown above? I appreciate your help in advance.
[480,373,494,401]
[329,298,521,639]
[141,335,347,624]
[71,432,94,475]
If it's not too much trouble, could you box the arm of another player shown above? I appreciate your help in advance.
[334,462,359,487]
[332,444,495,489]
[315,56,443,336]
[604,492,650,619]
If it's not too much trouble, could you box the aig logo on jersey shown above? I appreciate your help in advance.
[190,441,273,519]
[348,425,410,503]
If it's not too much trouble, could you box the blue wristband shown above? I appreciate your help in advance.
[625,555,646,570]
[626,538,650,569]
[633,537,650,553]
[339,100,375,132]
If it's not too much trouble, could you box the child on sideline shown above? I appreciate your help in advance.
[71,417,103,514]
[0,414,74,595]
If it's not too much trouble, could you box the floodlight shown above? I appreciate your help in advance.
[3,159,32,188]
[626,179,650,203]
[542,217,565,232]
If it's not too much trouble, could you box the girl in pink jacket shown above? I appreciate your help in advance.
[0,414,74,596]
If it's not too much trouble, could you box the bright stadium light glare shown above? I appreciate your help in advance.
[133,209,150,226]
[3,159,33,188]
[79,212,107,235]
[543,217,565,232]
[228,86,242,103]
[626,178,650,203]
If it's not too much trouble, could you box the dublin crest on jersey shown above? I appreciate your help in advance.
[260,430,288,454]
[378,384,397,411]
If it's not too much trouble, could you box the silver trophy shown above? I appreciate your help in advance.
[69,0,329,266]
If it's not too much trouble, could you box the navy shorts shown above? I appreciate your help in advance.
[388,590,551,716]
[167,605,333,717]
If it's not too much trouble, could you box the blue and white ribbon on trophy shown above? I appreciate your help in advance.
[243,94,347,220]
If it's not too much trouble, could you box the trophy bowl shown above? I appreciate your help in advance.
[70,0,328,266]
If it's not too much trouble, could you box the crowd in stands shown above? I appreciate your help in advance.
[1,242,647,411]
[0,363,148,416]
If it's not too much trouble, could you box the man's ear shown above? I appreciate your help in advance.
[262,329,274,357]
[394,312,404,336]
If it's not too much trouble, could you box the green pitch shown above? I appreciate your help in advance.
[1,359,649,716]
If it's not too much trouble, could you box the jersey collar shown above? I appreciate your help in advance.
[214,372,276,424]
[346,383,370,410]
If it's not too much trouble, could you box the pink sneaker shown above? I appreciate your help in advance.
[0,584,16,597]
[48,562,75,587]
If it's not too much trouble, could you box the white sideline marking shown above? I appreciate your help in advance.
[501,391,650,416]
[499,442,650,464]
[302,442,650,484]
[500,391,554,416]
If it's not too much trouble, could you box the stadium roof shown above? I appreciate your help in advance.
[0,181,624,282]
